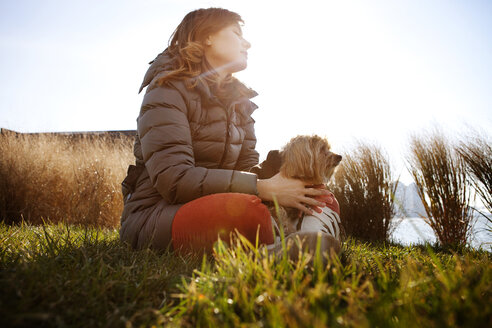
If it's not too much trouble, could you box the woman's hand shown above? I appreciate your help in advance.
[307,185,336,208]
[257,173,331,215]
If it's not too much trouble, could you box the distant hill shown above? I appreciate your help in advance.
[393,182,491,218]
[394,182,427,217]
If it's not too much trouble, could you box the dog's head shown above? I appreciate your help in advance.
[280,135,342,184]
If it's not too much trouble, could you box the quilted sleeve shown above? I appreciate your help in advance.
[138,85,258,204]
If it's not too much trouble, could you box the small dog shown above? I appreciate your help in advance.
[251,135,343,242]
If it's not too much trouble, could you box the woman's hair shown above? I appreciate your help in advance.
[156,8,244,90]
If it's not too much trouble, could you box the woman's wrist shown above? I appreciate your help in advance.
[256,179,272,201]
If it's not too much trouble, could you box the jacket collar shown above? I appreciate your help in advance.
[139,50,258,111]
[193,75,258,109]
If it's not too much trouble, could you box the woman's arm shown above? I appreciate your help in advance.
[138,85,257,204]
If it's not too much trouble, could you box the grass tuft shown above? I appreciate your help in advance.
[0,133,133,227]
[407,131,474,247]
[329,142,398,242]
[457,131,492,231]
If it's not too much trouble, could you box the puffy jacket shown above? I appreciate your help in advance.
[120,50,260,250]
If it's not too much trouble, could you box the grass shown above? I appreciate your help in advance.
[0,133,133,227]
[1,222,490,327]
[0,222,203,327]
[1,130,488,246]
[457,132,492,230]
[1,131,491,326]
[408,131,473,246]
[330,142,398,242]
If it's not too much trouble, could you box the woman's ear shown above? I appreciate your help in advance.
[205,36,213,46]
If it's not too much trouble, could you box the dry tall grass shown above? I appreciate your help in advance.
[0,133,133,228]
[457,133,492,214]
[329,142,398,242]
[407,132,473,246]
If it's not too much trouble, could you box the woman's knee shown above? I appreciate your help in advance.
[171,193,274,252]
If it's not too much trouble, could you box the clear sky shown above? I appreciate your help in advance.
[1,0,491,183]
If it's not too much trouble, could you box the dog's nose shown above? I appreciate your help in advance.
[335,155,342,163]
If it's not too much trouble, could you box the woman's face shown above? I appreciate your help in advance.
[203,23,251,77]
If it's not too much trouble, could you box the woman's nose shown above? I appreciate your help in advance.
[243,38,251,49]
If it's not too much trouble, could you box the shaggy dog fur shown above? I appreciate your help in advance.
[251,135,342,237]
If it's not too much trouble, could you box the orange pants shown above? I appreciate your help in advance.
[171,193,274,253]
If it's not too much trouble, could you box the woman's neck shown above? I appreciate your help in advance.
[201,59,233,85]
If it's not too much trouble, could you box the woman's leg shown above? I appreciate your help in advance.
[171,193,274,253]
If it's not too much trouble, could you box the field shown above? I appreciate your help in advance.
[1,223,491,327]
[1,131,491,327]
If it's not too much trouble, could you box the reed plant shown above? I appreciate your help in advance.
[329,142,398,242]
[457,133,492,216]
[0,133,133,227]
[407,131,473,247]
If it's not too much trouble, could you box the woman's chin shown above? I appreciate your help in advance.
[229,60,248,74]
[217,60,248,76]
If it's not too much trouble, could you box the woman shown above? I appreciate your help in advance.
[120,8,332,253]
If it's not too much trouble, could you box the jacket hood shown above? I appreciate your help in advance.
[138,50,258,105]
[138,49,173,94]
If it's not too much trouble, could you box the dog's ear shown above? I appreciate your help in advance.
[267,150,282,163]
[281,135,318,182]
[320,152,343,182]
[250,150,283,179]
[330,153,342,166]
